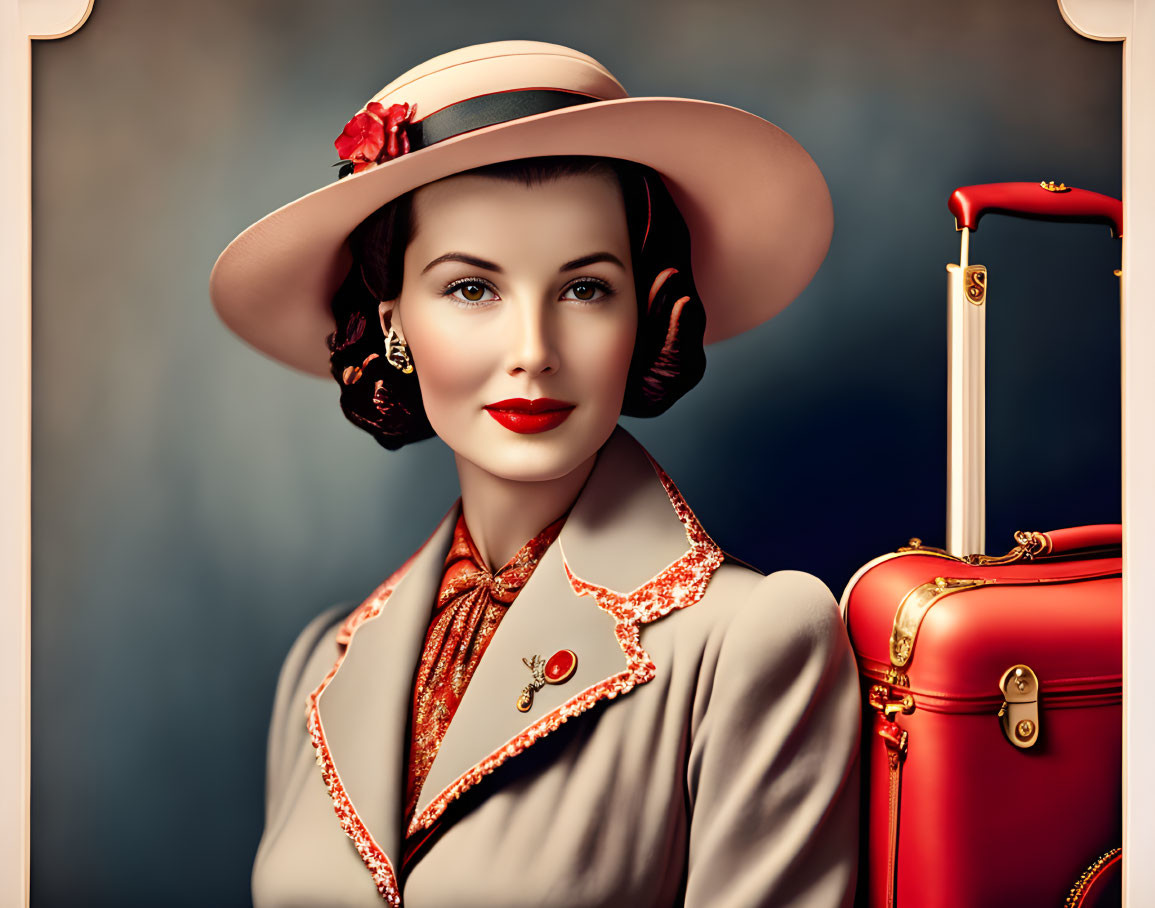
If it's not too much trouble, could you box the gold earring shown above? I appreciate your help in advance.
[384,326,414,374]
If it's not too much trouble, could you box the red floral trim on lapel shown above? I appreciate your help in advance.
[304,555,417,907]
[406,456,723,839]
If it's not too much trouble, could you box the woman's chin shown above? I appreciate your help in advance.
[446,419,615,485]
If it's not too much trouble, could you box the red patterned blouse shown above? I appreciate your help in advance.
[403,510,567,841]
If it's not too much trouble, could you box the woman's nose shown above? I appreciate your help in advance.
[505,299,560,376]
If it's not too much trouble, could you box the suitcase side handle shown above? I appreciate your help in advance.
[967,524,1123,564]
[1038,524,1122,556]
[949,182,1122,236]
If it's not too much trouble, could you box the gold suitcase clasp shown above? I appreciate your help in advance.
[998,664,1040,749]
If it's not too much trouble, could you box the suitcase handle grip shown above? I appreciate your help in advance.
[948,182,1122,236]
[1037,524,1122,556]
[967,524,1121,565]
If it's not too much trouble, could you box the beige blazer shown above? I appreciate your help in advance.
[252,426,861,907]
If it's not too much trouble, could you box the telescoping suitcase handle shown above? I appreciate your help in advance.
[945,181,1122,557]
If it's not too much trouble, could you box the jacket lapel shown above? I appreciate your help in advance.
[307,502,460,906]
[305,426,724,903]
[408,426,723,837]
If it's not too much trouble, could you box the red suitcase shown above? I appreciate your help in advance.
[840,182,1123,908]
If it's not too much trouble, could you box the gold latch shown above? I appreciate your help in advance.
[998,664,1040,749]
[1040,180,1070,193]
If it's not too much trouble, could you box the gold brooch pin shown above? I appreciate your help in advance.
[515,649,578,712]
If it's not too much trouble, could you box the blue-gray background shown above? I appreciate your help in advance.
[31,1,1121,904]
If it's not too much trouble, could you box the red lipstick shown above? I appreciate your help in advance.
[484,398,575,434]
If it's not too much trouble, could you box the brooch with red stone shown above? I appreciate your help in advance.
[516,650,578,712]
[334,101,414,179]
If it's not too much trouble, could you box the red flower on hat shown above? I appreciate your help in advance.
[334,102,414,176]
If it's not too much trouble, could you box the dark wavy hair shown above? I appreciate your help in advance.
[327,156,706,450]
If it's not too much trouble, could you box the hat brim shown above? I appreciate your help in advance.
[209,97,832,377]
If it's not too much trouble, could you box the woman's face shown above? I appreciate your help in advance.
[384,170,638,483]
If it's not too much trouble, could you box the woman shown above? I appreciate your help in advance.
[210,40,860,907]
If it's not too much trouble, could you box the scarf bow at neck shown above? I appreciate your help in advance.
[436,514,563,607]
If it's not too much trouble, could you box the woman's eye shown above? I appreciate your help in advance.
[446,281,499,306]
[561,281,610,303]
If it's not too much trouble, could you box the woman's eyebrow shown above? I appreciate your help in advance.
[421,252,502,274]
[560,252,625,272]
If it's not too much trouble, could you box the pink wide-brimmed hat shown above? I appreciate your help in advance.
[209,40,833,377]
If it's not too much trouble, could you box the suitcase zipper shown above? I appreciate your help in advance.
[859,663,1121,713]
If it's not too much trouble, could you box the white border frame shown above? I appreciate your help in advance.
[1,0,1147,904]
[1059,1,1155,902]
[2,1,94,904]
